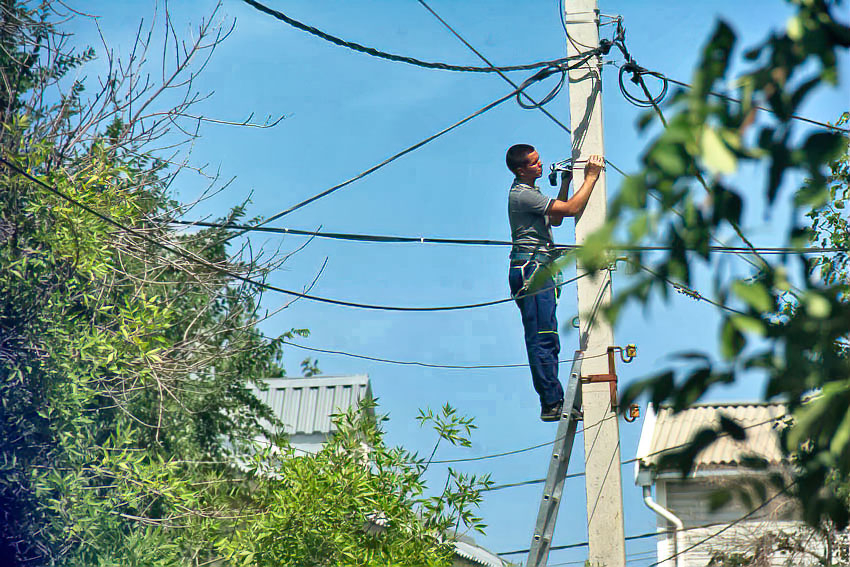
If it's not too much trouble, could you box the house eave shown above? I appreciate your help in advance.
[637,463,787,485]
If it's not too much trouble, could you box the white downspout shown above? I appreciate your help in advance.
[643,485,684,567]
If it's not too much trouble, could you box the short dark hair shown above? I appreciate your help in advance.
[506,144,535,174]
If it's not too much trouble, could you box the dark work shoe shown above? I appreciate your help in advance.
[540,400,564,422]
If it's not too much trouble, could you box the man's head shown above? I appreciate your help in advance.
[506,144,543,181]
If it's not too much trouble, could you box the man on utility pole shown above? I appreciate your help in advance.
[566,1,627,566]
[505,145,603,422]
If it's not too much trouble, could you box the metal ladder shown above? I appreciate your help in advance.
[526,350,584,567]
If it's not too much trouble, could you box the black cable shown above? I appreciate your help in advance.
[549,549,657,567]
[498,528,677,556]
[429,414,616,465]
[609,27,772,269]
[514,64,568,110]
[483,415,784,493]
[607,16,848,134]
[498,505,789,558]
[663,75,850,134]
[243,49,602,234]
[415,0,594,132]
[282,339,612,371]
[239,0,581,74]
[619,62,668,109]
[604,158,628,178]
[605,156,768,274]
[499,474,791,558]
[632,261,746,316]
[251,87,519,231]
[171,220,849,255]
[0,156,589,313]
[612,20,849,134]
[609,19,670,110]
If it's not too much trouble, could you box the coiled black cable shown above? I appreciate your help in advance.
[611,18,669,109]
[514,47,602,110]
[618,61,669,108]
[515,65,567,110]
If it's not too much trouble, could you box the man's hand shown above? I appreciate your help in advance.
[547,154,605,223]
[584,154,604,180]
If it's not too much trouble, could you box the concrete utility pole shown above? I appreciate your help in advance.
[565,2,627,566]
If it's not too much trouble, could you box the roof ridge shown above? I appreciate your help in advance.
[658,400,786,409]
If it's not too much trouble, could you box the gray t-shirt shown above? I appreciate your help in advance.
[508,180,555,258]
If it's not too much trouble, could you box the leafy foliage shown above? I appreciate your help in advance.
[808,112,850,285]
[220,400,491,567]
[0,3,488,566]
[597,0,850,526]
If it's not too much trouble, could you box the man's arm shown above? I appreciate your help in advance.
[547,154,604,226]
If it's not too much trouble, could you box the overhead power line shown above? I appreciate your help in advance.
[172,220,849,255]
[429,414,617,465]
[243,56,589,233]
[415,0,584,134]
[253,88,515,229]
[498,505,789,558]
[0,156,588,313]
[498,528,677,556]
[483,414,785,493]
[239,0,580,74]
[282,339,612,371]
[664,74,850,134]
[498,446,791,559]
[608,15,849,134]
[616,60,850,134]
[633,262,746,316]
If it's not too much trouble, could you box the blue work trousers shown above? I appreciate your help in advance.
[508,261,563,408]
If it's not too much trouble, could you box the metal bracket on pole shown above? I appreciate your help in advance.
[526,350,584,567]
[581,346,619,408]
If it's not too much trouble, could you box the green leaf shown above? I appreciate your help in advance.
[700,127,737,174]
[803,292,831,318]
[718,414,746,440]
[730,315,766,336]
[731,281,772,312]
[648,143,687,176]
[619,175,648,208]
[801,132,848,166]
[720,318,745,359]
[786,15,804,41]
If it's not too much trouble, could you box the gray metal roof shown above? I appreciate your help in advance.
[250,375,372,435]
[453,539,508,567]
[637,402,787,474]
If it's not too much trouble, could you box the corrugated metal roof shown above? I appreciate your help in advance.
[453,540,507,567]
[250,375,372,435]
[638,402,787,472]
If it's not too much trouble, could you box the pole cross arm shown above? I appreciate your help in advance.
[580,346,620,407]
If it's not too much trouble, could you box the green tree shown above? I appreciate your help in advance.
[0,2,489,566]
[221,401,491,567]
[588,0,850,527]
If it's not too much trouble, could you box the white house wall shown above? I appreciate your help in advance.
[658,479,817,567]
[674,522,822,567]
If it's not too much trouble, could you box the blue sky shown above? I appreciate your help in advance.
[70,1,848,564]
